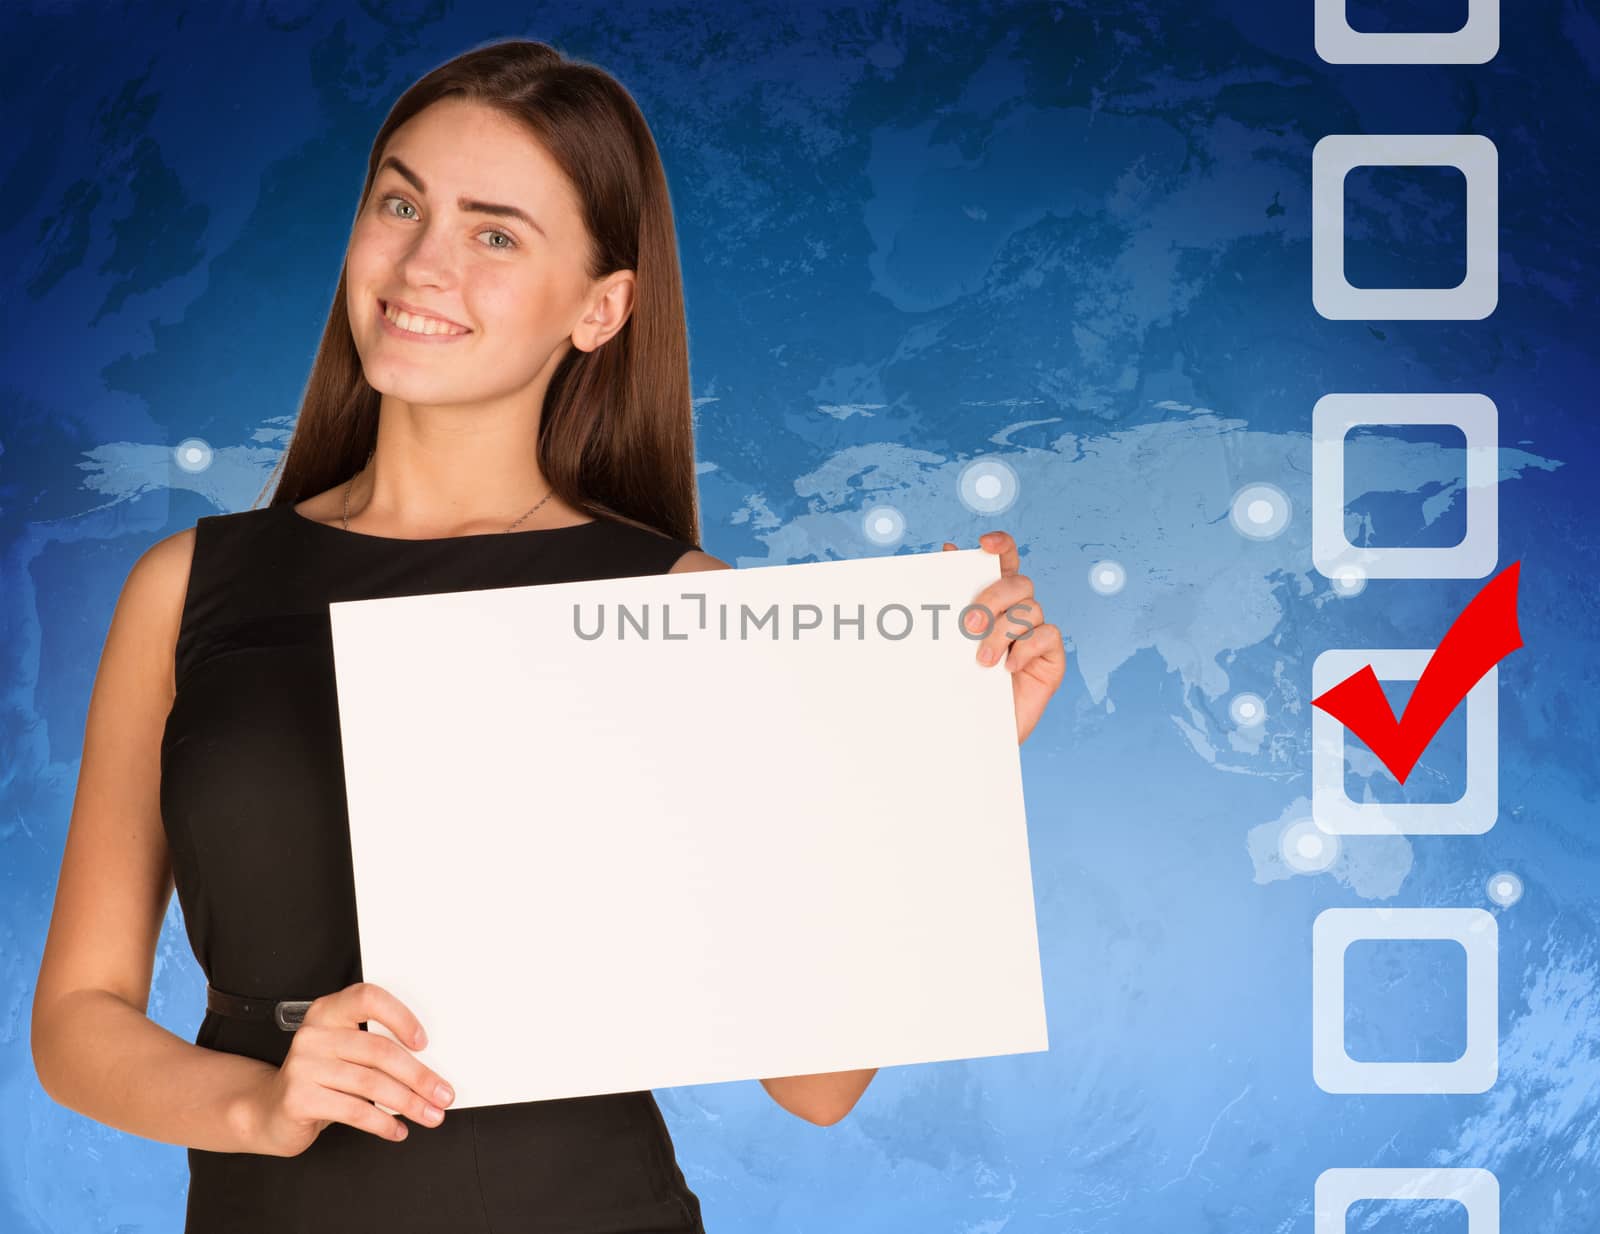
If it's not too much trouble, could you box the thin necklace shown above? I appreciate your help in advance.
[342,447,555,533]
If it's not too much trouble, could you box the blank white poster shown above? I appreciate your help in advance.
[328,547,1048,1110]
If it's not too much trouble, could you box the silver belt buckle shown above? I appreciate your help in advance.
[275,999,313,1031]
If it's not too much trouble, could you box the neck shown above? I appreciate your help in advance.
[347,440,570,536]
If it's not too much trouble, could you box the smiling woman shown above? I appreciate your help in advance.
[254,39,704,546]
[339,97,622,429]
[31,35,750,1234]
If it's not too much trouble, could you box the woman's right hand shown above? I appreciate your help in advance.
[245,981,456,1157]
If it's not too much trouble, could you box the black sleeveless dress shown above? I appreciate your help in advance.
[159,501,708,1233]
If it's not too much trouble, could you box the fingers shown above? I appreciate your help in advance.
[297,982,455,1139]
[962,574,1038,666]
[325,1086,414,1143]
[335,1024,456,1112]
[370,981,430,1049]
[945,532,1016,569]
[279,1048,411,1143]
[307,981,429,1050]
[323,1055,447,1128]
[978,530,1020,576]
[941,535,1036,667]
[1003,619,1065,678]
[280,1024,454,1145]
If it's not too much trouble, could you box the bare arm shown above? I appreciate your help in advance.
[30,526,277,1153]
[668,548,879,1127]
[756,1068,878,1126]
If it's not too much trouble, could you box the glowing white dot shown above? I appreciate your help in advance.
[1229,692,1266,727]
[1485,870,1523,907]
[1229,483,1291,540]
[860,505,905,547]
[1331,566,1368,598]
[1281,818,1339,873]
[173,437,214,474]
[958,458,1019,515]
[1088,560,1126,595]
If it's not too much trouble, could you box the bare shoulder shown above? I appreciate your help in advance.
[141,522,199,582]
[133,526,199,654]
[124,525,198,677]
[668,549,733,573]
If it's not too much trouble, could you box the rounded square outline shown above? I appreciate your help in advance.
[1315,1166,1500,1234]
[1312,393,1498,581]
[1313,134,1498,320]
[1315,0,1499,64]
[1312,908,1498,1095]
[1311,648,1497,835]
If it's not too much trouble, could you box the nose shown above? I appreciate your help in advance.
[394,215,459,292]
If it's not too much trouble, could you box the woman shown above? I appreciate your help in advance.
[30,37,1066,1233]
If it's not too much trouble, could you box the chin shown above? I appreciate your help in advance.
[366,371,499,409]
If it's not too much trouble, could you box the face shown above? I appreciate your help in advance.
[345,96,634,411]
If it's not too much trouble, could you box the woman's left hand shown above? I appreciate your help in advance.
[943,530,1066,746]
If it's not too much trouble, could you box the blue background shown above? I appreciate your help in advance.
[3,0,1596,1229]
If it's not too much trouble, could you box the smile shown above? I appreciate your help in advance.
[378,298,472,340]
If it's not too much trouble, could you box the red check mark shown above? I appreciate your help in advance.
[1311,561,1523,784]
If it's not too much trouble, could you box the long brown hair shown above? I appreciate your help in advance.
[254,38,700,547]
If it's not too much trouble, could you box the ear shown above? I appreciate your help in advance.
[572,270,636,352]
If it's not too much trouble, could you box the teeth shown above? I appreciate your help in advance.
[384,302,466,336]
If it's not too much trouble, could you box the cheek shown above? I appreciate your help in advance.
[344,235,380,297]
[476,273,557,331]
[347,218,398,277]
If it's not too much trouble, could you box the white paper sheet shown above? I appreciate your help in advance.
[327,547,1048,1110]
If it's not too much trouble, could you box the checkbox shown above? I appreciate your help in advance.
[1343,422,1468,550]
[1311,649,1497,835]
[1313,134,1498,319]
[1313,908,1498,1094]
[1315,1167,1500,1234]
[1343,938,1466,1061]
[1313,394,1498,580]
[1343,677,1467,805]
[1343,165,1466,291]
[1316,0,1499,63]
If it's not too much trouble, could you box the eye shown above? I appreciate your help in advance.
[381,194,418,221]
[379,195,517,251]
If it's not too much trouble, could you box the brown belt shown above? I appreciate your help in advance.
[206,982,316,1032]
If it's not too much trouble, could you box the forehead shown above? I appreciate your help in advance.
[380,98,579,222]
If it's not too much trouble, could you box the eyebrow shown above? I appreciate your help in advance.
[376,155,547,240]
